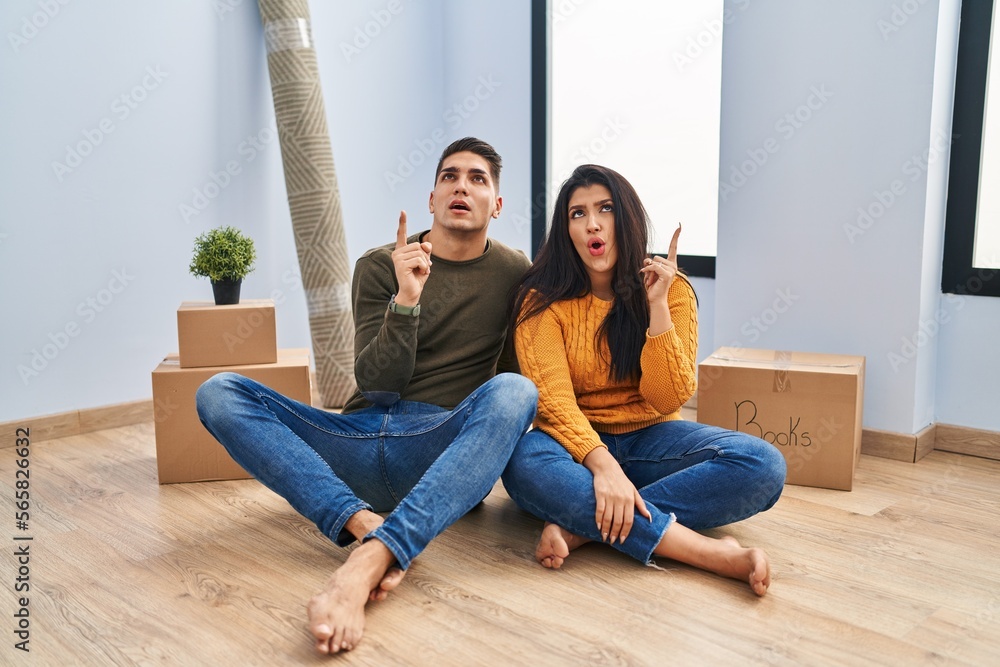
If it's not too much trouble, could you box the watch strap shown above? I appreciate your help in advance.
[389,294,420,317]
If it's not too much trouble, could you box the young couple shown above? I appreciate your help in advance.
[196,137,786,654]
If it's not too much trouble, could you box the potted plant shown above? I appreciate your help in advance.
[189,226,257,305]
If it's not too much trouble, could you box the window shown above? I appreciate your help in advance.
[942,0,1000,296]
[532,1,724,277]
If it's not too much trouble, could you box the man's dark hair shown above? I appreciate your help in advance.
[435,137,502,190]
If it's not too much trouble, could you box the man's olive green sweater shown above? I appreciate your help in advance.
[342,232,530,413]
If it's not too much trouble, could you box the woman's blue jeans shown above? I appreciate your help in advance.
[501,420,787,564]
[195,372,537,570]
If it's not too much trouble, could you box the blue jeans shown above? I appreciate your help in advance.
[501,420,786,564]
[195,372,537,570]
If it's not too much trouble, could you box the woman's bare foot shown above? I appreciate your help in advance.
[307,539,396,654]
[535,522,591,569]
[654,524,772,596]
[714,535,771,596]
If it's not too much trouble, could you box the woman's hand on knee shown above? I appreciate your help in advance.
[584,448,651,544]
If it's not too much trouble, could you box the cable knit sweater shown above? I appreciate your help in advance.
[514,276,698,462]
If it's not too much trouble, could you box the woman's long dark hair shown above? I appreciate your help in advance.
[510,165,651,382]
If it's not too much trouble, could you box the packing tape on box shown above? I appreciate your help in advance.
[706,350,865,394]
[708,353,862,369]
[773,350,792,393]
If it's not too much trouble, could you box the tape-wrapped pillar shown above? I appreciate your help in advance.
[258,0,355,406]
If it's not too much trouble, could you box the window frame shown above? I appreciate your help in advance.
[942,0,1000,296]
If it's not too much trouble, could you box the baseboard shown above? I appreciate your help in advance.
[0,400,153,449]
[935,423,1000,460]
[916,424,938,461]
[860,424,936,463]
[861,427,918,462]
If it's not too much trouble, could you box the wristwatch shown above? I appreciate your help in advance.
[388,294,420,317]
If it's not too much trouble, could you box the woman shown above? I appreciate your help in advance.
[502,164,786,596]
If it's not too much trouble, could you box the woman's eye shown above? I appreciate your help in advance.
[570,210,582,218]
[601,204,613,212]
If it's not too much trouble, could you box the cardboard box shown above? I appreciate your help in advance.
[152,348,311,484]
[177,300,277,368]
[697,347,865,491]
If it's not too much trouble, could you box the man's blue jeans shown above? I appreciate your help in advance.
[196,372,537,570]
[501,420,787,564]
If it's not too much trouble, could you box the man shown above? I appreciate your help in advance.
[196,137,536,654]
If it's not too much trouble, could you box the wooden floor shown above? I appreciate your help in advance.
[1,422,999,666]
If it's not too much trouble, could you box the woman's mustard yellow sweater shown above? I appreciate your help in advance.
[515,277,698,462]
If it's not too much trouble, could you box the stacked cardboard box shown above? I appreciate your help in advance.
[697,347,865,491]
[151,299,311,484]
[176,300,278,368]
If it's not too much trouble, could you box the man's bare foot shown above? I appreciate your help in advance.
[307,539,395,654]
[369,566,406,602]
[654,524,772,597]
[535,522,591,569]
[343,511,408,603]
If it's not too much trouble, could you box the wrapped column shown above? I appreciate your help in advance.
[258,0,355,406]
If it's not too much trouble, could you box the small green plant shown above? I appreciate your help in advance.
[189,226,257,282]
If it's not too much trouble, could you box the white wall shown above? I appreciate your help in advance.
[716,0,999,435]
[0,0,532,423]
[936,296,1000,429]
[716,0,944,435]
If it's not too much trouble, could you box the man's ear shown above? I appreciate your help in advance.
[492,195,503,218]
[428,191,435,214]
